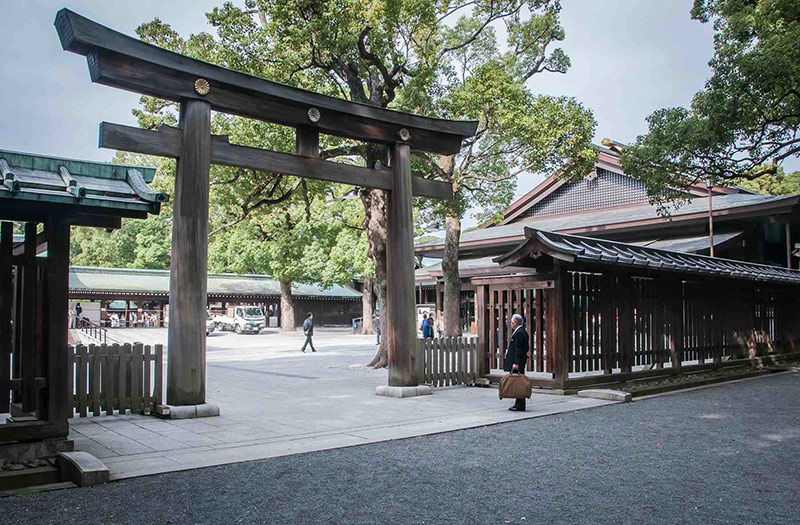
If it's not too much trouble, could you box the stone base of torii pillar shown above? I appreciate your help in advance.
[375,385,433,398]
[153,403,220,420]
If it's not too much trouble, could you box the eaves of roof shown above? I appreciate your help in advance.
[416,193,799,254]
[496,227,800,286]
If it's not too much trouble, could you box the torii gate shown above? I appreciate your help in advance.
[55,9,476,413]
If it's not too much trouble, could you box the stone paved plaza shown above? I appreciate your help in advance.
[69,328,614,479]
[7,370,799,524]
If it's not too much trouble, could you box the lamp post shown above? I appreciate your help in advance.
[707,179,715,257]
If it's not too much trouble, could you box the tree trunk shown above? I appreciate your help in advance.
[361,274,375,334]
[363,185,389,368]
[280,280,295,332]
[442,214,462,336]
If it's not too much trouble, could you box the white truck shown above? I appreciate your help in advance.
[213,305,266,334]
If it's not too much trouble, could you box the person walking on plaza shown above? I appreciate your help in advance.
[374,310,381,345]
[420,312,434,339]
[504,313,529,412]
[301,312,316,353]
[73,302,82,328]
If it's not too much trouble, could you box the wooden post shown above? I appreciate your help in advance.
[475,284,489,377]
[708,183,715,257]
[387,142,417,386]
[0,222,12,414]
[618,274,634,377]
[786,223,791,269]
[167,99,211,406]
[45,217,70,430]
[549,266,569,389]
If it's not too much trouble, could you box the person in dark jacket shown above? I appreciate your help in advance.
[301,312,316,353]
[503,313,529,411]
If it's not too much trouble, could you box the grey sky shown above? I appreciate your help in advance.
[1,1,796,226]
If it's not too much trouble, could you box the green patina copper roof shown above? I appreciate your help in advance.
[69,266,362,300]
[0,148,166,216]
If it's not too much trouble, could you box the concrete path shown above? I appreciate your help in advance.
[69,328,614,480]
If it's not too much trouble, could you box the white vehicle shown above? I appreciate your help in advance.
[214,305,266,334]
[206,314,215,336]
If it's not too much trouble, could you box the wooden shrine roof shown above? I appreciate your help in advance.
[0,149,165,224]
[69,266,362,300]
[496,228,800,285]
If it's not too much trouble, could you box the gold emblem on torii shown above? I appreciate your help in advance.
[194,78,210,96]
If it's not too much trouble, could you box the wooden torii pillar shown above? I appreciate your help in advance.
[56,9,476,412]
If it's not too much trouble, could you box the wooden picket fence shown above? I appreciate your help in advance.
[69,343,163,417]
[415,336,478,387]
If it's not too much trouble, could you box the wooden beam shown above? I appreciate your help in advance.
[99,122,453,200]
[166,99,211,406]
[11,229,48,256]
[0,203,137,226]
[387,142,417,387]
[56,9,477,155]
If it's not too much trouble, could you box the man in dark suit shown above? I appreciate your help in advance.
[504,313,529,411]
[301,312,316,353]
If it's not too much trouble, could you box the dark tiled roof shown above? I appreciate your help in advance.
[498,228,800,285]
[416,193,798,249]
[630,231,743,253]
[0,149,165,215]
[69,266,362,299]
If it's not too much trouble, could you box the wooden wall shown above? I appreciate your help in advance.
[475,266,800,389]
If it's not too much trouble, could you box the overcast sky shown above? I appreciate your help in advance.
[1,1,796,227]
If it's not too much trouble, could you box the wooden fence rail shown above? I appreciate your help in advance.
[415,337,477,387]
[68,343,163,417]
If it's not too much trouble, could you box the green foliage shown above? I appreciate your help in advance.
[734,167,800,196]
[622,0,800,207]
[415,3,596,226]
[78,1,595,284]
[69,152,173,269]
[134,8,372,287]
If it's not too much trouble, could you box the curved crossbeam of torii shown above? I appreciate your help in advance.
[55,9,477,409]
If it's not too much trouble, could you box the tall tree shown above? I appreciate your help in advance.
[416,13,596,335]
[621,0,800,207]
[134,20,369,330]
[135,0,592,365]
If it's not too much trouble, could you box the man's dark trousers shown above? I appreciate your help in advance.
[301,335,316,352]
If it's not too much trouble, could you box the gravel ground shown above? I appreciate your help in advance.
[3,373,799,524]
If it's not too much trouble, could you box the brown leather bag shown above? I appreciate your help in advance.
[499,373,532,399]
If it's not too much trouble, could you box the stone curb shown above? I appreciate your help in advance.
[56,451,109,487]
[576,389,632,402]
[375,385,433,398]
[154,403,221,419]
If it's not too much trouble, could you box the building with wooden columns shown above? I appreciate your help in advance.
[415,142,800,387]
[67,266,362,328]
[0,149,164,459]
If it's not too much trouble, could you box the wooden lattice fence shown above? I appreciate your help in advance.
[68,343,163,417]
[415,337,477,387]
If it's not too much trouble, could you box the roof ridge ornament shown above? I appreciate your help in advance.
[0,159,20,192]
[58,166,86,198]
[126,169,169,203]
